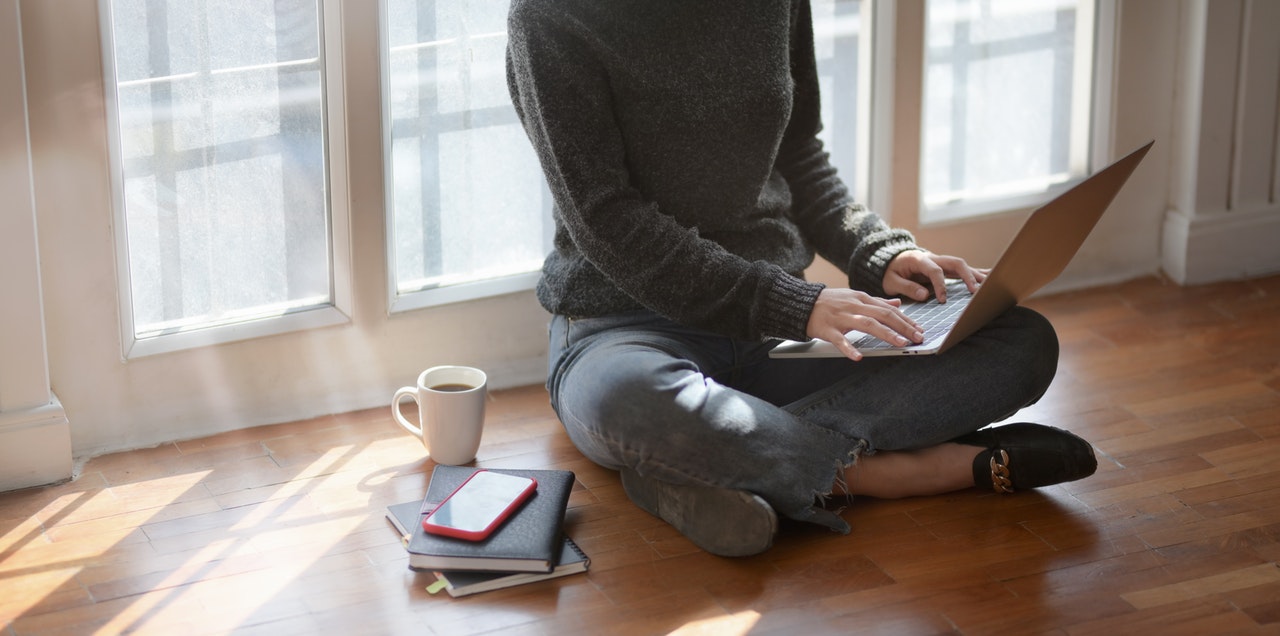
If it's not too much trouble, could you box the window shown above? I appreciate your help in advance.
[97,0,1105,358]
[921,0,1096,220]
[382,0,550,312]
[102,0,350,357]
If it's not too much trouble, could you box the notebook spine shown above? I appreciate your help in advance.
[566,536,589,565]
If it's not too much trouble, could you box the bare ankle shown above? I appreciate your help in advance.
[840,444,975,499]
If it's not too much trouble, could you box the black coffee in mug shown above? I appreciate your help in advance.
[429,383,475,392]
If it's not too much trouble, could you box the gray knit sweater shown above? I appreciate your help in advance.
[506,0,918,342]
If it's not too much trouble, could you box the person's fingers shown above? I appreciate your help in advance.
[829,330,863,362]
[920,260,949,304]
[851,310,923,345]
[814,315,910,362]
[888,272,930,302]
[943,257,979,295]
[807,289,925,358]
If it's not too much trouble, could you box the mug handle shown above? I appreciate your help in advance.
[392,386,423,437]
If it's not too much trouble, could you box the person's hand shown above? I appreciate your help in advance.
[882,250,988,304]
[806,288,924,361]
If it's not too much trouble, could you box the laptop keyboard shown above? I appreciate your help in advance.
[851,281,974,350]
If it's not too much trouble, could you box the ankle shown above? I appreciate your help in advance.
[842,444,975,499]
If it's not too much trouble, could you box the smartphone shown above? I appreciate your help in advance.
[421,470,538,541]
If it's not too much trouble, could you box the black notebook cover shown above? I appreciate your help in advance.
[397,466,575,573]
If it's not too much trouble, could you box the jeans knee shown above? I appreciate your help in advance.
[597,358,704,426]
[558,353,692,431]
[1008,306,1059,399]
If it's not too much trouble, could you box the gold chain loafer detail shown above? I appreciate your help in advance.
[989,449,1014,493]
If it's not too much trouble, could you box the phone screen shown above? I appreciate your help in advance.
[424,471,536,535]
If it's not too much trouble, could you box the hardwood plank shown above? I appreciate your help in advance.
[1121,562,1280,610]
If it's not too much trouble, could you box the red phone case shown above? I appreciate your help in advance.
[421,470,537,541]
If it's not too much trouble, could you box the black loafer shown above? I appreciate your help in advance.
[954,423,1098,493]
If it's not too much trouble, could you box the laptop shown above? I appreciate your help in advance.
[770,140,1153,359]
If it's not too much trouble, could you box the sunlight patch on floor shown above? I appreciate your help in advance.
[668,610,761,635]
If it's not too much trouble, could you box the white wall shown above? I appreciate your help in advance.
[1,0,1275,481]
[1163,0,1280,284]
[0,0,72,490]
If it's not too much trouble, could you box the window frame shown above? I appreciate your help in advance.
[377,0,548,316]
[98,0,354,359]
[871,0,1116,230]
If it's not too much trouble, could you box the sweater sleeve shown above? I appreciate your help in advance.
[773,0,920,298]
[506,3,824,341]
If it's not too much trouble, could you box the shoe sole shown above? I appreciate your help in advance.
[620,468,777,557]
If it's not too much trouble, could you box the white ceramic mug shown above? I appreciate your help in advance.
[392,366,487,465]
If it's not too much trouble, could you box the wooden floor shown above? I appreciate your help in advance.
[3,274,1280,635]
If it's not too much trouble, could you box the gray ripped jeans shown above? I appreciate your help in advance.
[546,306,1058,533]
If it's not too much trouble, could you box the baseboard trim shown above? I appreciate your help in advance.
[0,396,73,491]
[72,355,553,461]
[1163,206,1280,285]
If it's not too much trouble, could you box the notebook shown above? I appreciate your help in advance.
[427,536,590,598]
[385,500,589,598]
[394,466,575,573]
[770,140,1153,359]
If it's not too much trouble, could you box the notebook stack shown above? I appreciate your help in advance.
[385,465,589,598]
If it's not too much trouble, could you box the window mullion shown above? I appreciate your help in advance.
[886,0,927,233]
